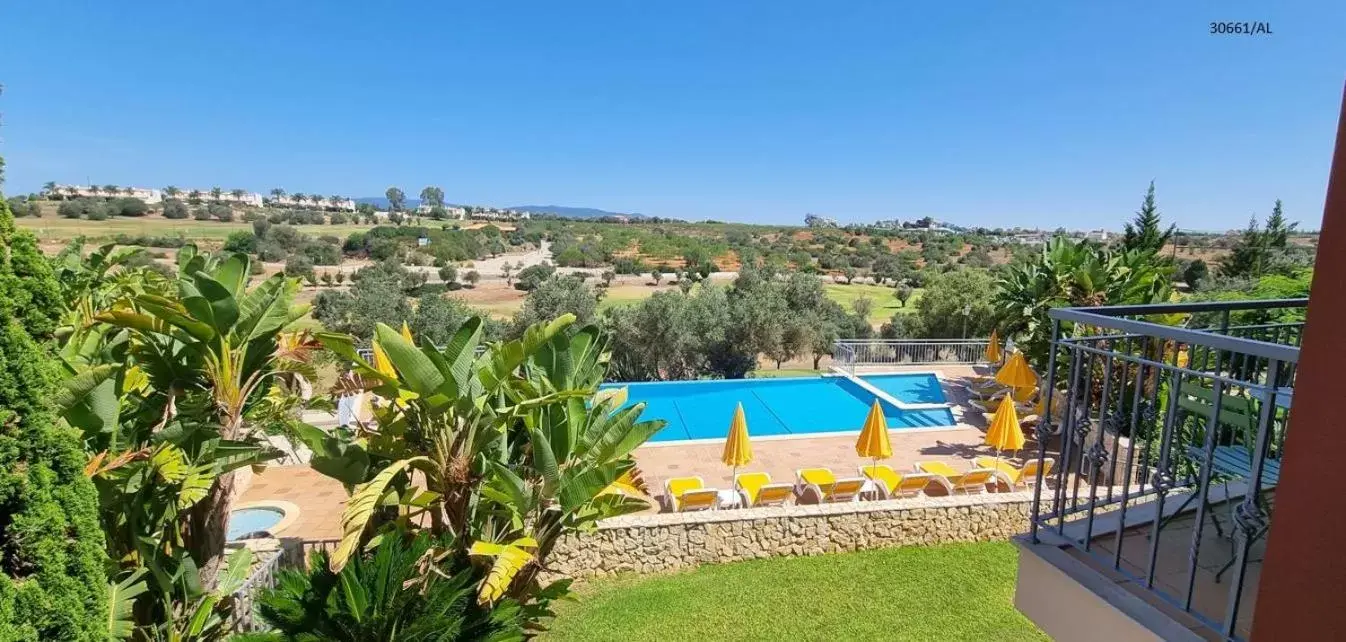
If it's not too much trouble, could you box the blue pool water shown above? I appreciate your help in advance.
[604,373,956,443]
[227,507,285,540]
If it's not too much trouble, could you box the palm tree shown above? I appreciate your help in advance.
[103,184,119,196]
[89,185,104,197]
[270,187,286,201]
[188,189,203,202]
[230,188,246,202]
[328,195,341,208]
[42,181,57,197]
[122,186,135,196]
[65,186,81,199]
[163,185,182,199]
[310,194,324,207]
[292,192,306,206]
[210,186,223,201]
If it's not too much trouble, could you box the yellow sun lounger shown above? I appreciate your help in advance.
[794,468,866,504]
[913,461,996,494]
[663,476,719,512]
[734,472,795,508]
[859,465,940,499]
[974,456,1055,491]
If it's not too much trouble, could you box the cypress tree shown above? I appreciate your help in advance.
[1121,181,1175,256]
[0,180,108,639]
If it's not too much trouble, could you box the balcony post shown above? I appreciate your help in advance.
[1251,82,1346,640]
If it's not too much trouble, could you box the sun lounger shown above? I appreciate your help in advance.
[795,467,866,504]
[974,456,1055,491]
[663,476,719,512]
[963,381,1008,399]
[914,461,996,494]
[860,465,940,499]
[735,472,794,508]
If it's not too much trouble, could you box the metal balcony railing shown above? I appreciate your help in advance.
[1029,298,1305,641]
[833,339,992,375]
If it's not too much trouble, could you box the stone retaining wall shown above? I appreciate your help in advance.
[549,491,1034,579]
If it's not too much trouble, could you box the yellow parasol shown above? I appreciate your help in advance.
[985,399,1026,490]
[856,400,893,475]
[995,351,1037,390]
[721,403,753,483]
[985,328,1003,364]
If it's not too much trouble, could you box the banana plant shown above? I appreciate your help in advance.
[53,246,315,636]
[309,314,664,621]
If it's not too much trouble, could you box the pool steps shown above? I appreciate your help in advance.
[828,367,953,413]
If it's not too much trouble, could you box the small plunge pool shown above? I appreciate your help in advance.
[227,506,286,540]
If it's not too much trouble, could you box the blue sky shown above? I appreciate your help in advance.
[3,2,1344,230]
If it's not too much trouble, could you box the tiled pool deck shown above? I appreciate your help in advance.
[241,365,1034,541]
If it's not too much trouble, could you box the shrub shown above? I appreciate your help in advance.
[438,264,458,285]
[161,199,189,219]
[255,532,522,640]
[208,203,234,222]
[328,212,348,224]
[113,234,188,248]
[513,263,556,291]
[284,254,315,277]
[7,197,40,218]
[192,207,212,221]
[0,200,108,640]
[58,199,84,218]
[255,241,287,263]
[223,231,257,253]
[302,241,342,266]
[114,196,149,217]
[86,202,110,220]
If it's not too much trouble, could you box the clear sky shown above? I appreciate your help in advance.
[3,2,1344,230]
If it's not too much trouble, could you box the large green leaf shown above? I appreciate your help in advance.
[55,364,121,437]
[315,331,397,386]
[213,253,250,297]
[214,546,254,595]
[133,294,216,343]
[437,317,483,398]
[235,274,298,342]
[294,423,372,485]
[374,323,445,397]
[107,569,148,640]
[186,269,240,335]
[331,456,433,572]
[529,427,561,497]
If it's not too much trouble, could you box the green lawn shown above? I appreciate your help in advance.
[596,284,662,312]
[823,283,922,326]
[545,542,1044,642]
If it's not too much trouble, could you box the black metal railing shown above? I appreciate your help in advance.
[1029,298,1305,641]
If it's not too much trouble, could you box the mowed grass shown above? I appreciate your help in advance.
[596,284,664,312]
[544,542,1043,642]
[823,283,923,326]
[15,215,376,242]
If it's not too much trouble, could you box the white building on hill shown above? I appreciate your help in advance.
[268,194,356,211]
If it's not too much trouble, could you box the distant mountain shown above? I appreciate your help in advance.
[507,205,642,219]
[352,199,639,220]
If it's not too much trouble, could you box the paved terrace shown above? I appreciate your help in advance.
[241,365,1045,541]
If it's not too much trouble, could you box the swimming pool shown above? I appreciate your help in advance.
[604,373,957,443]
